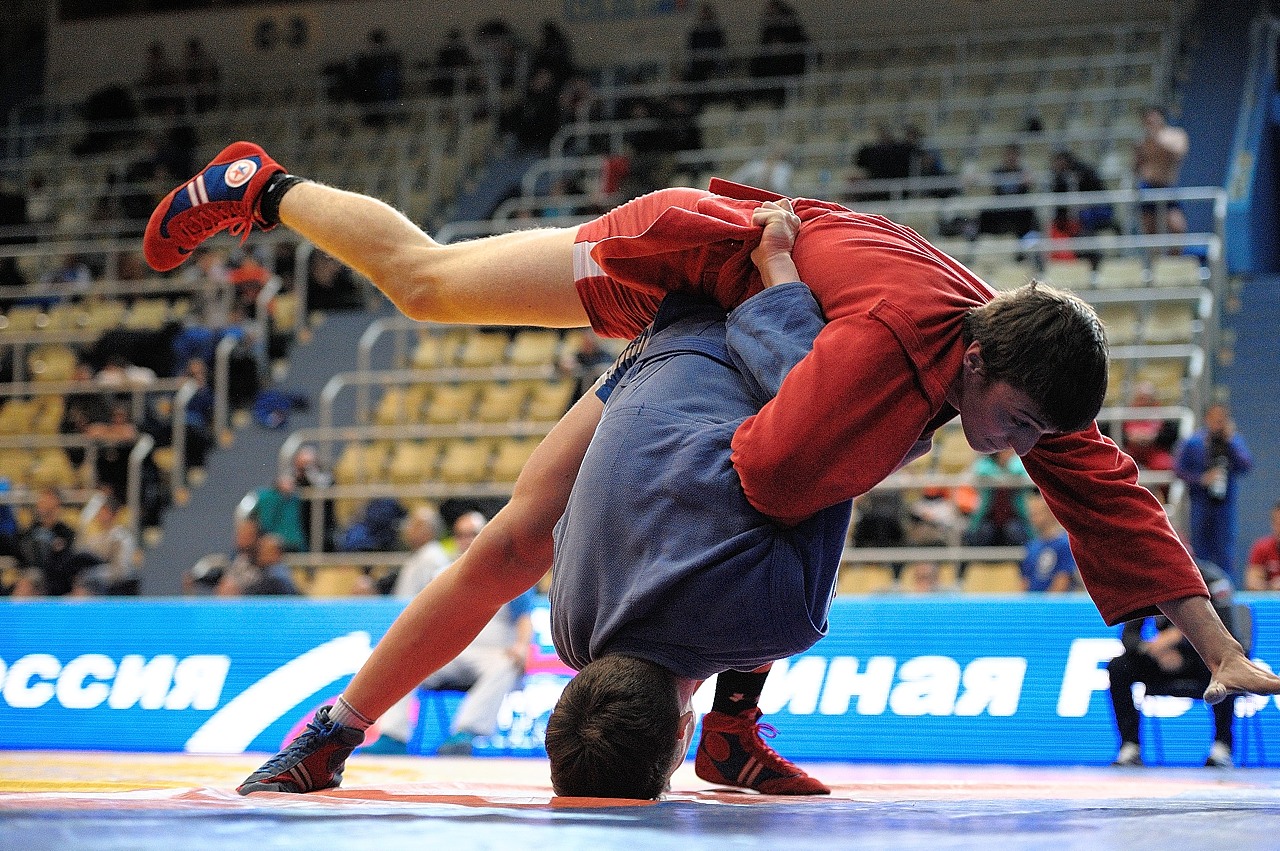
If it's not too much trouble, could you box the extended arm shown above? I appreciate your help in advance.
[1158,595,1280,703]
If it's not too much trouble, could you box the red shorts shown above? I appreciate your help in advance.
[572,187,766,338]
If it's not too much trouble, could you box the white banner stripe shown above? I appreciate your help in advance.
[194,174,210,205]
[186,183,200,207]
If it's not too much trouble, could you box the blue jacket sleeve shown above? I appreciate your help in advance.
[724,281,825,405]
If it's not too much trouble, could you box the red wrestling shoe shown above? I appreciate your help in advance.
[694,708,830,795]
[144,141,285,272]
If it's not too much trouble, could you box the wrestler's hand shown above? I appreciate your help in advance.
[751,199,803,288]
[1204,653,1280,704]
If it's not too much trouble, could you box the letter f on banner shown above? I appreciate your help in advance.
[1056,637,1123,717]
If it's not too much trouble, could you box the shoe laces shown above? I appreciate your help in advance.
[174,200,256,246]
[255,715,331,775]
[743,717,803,773]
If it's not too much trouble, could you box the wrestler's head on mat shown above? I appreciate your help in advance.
[545,655,696,799]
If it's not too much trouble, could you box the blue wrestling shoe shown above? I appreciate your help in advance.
[144,141,286,272]
[237,706,365,794]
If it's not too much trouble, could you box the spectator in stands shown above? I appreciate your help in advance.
[853,125,912,192]
[390,505,453,598]
[904,487,964,547]
[428,29,472,97]
[684,3,728,85]
[1134,105,1190,242]
[1174,402,1252,579]
[529,20,577,92]
[978,143,1038,238]
[963,448,1033,548]
[221,532,301,596]
[306,248,364,312]
[474,17,523,92]
[137,40,180,116]
[1019,491,1077,593]
[292,444,335,552]
[16,488,91,597]
[1049,148,1114,238]
[0,479,18,564]
[1245,500,1280,591]
[185,515,259,595]
[340,497,407,555]
[1108,556,1237,768]
[749,0,811,104]
[892,561,955,594]
[1120,380,1179,475]
[500,66,565,154]
[378,510,535,756]
[731,141,796,197]
[352,29,404,127]
[75,493,140,596]
[37,254,93,305]
[0,177,33,291]
[901,124,952,197]
[182,37,221,113]
[252,473,307,553]
[561,329,618,404]
[181,356,214,472]
[84,398,142,511]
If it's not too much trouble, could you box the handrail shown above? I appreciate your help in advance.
[169,378,197,490]
[213,334,237,446]
[126,432,155,547]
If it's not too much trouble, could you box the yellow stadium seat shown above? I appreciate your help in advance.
[1043,259,1094,290]
[387,441,440,485]
[424,383,478,424]
[124,298,170,330]
[1143,302,1196,344]
[508,329,562,366]
[1151,256,1205,288]
[962,561,1025,593]
[456,330,510,367]
[436,439,493,483]
[474,382,530,423]
[490,436,542,482]
[838,563,896,595]
[307,565,366,597]
[526,379,576,421]
[29,448,76,489]
[0,400,38,435]
[411,330,464,369]
[2,305,45,332]
[0,449,34,487]
[1094,303,1140,346]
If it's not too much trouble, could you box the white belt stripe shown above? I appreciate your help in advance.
[195,174,209,204]
[572,240,604,283]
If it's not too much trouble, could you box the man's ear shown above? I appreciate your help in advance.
[963,341,985,376]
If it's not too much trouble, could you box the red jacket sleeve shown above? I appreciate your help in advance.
[1021,425,1208,625]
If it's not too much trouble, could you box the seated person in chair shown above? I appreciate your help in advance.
[1108,557,1239,767]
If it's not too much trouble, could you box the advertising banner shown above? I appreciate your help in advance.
[1,596,1274,766]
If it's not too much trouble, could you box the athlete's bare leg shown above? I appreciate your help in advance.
[341,387,604,720]
[278,182,588,327]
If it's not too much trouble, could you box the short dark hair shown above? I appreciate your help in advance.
[963,281,1108,433]
[545,655,680,799]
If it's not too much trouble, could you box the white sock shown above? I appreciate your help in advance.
[328,695,374,730]
[1208,741,1233,763]
[1116,742,1141,763]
